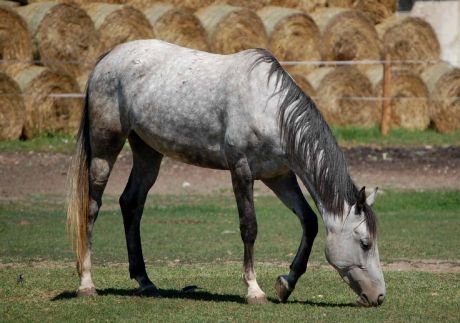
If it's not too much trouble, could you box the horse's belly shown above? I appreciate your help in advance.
[136,124,228,169]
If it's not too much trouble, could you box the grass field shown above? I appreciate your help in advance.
[0,127,459,154]
[1,192,459,322]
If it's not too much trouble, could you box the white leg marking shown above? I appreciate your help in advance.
[246,279,266,298]
[79,251,95,291]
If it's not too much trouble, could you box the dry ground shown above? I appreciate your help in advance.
[0,146,458,199]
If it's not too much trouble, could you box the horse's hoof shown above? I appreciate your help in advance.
[246,295,269,305]
[77,287,98,297]
[275,276,293,303]
[134,284,161,297]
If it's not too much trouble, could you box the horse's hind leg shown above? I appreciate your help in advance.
[229,157,268,304]
[119,132,163,296]
[262,172,318,303]
[78,133,126,296]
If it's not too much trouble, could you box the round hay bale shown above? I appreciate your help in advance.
[365,66,430,130]
[269,0,326,12]
[10,65,82,138]
[81,3,154,55]
[0,72,25,140]
[377,16,440,74]
[353,0,392,25]
[218,0,270,11]
[307,66,380,127]
[327,0,397,13]
[14,2,100,78]
[326,0,353,6]
[132,0,214,12]
[257,6,320,75]
[421,62,460,133]
[0,7,33,74]
[196,4,267,54]
[141,3,209,51]
[311,8,381,71]
[291,74,316,98]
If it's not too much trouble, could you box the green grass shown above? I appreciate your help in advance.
[1,265,459,322]
[332,127,460,147]
[0,134,76,154]
[0,192,459,264]
[0,127,459,154]
[1,191,459,322]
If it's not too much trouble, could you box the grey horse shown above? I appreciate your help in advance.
[67,40,386,306]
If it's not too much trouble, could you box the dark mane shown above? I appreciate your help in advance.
[250,49,377,239]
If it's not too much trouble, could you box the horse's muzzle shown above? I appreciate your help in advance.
[357,293,385,307]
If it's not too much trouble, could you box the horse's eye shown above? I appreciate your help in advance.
[360,240,371,251]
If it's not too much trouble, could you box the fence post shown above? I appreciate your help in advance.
[380,52,392,136]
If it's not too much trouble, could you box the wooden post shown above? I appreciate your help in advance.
[380,52,392,136]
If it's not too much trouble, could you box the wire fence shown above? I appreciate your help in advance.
[1,58,458,100]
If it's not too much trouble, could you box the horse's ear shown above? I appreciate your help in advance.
[366,187,378,206]
[357,186,366,209]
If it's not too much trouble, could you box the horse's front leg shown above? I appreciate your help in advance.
[263,172,318,303]
[230,157,268,304]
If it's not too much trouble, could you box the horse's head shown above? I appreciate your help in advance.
[324,187,385,307]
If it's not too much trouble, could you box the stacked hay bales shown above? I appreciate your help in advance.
[0,73,25,140]
[80,3,154,54]
[0,6,33,74]
[366,66,430,130]
[307,66,379,127]
[9,66,82,138]
[377,16,440,74]
[422,63,460,133]
[0,0,456,137]
[257,6,320,74]
[141,3,209,51]
[311,8,381,70]
[15,2,100,78]
[196,4,267,54]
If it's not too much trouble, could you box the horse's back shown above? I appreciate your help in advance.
[88,40,283,173]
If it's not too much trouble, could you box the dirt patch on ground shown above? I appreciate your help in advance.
[0,146,458,200]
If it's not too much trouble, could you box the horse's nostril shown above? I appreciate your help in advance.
[359,293,369,306]
[377,294,385,305]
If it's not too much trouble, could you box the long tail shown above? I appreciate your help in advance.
[66,88,91,274]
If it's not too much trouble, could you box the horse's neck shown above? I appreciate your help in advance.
[286,126,355,219]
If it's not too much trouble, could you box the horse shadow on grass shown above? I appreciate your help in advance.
[51,288,246,304]
[51,288,355,307]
